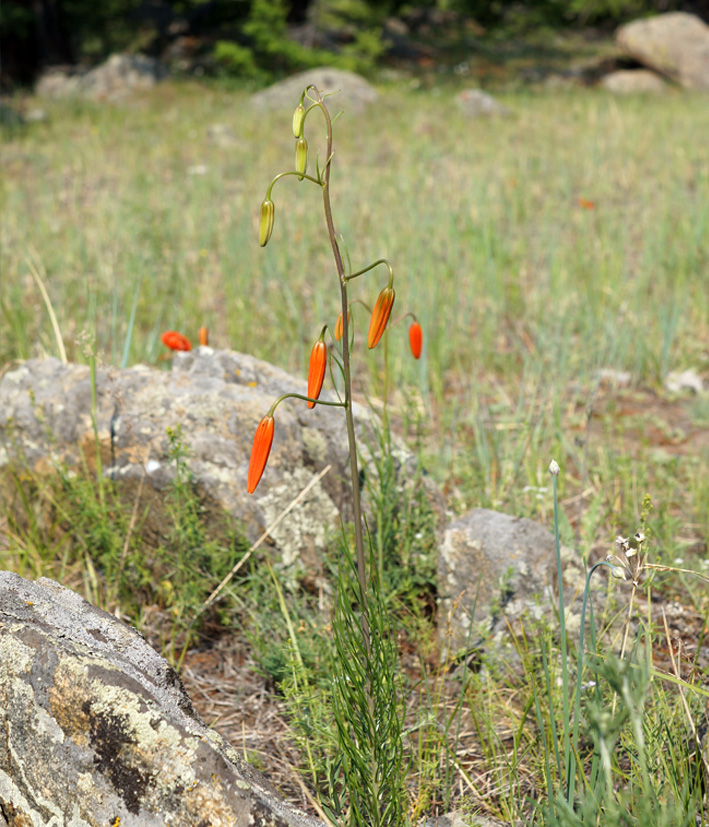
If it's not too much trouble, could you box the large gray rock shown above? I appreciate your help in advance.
[36,53,168,101]
[617,12,709,90]
[438,509,584,652]
[0,350,435,570]
[251,67,378,114]
[0,571,324,826]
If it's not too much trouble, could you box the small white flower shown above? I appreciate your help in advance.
[549,459,560,476]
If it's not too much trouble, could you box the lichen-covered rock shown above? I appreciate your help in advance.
[438,509,584,652]
[0,350,439,570]
[0,571,325,826]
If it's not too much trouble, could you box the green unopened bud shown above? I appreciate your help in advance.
[259,199,275,247]
[295,137,308,180]
[292,103,305,138]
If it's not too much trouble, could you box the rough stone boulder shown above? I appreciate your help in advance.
[0,350,436,570]
[36,53,168,101]
[617,12,709,90]
[0,570,324,826]
[438,509,585,652]
[251,67,378,114]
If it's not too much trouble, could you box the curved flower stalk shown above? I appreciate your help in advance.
[250,84,416,827]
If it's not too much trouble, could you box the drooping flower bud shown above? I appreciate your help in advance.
[259,199,275,247]
[295,137,308,180]
[408,320,423,360]
[368,287,395,349]
[199,326,209,346]
[247,415,275,494]
[292,103,305,138]
[307,339,327,409]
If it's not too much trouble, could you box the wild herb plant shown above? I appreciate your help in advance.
[534,464,708,826]
[248,85,420,825]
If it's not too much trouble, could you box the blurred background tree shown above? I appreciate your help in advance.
[1,0,706,88]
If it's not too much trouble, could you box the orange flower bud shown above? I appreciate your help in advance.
[295,137,308,180]
[199,326,209,346]
[408,320,422,359]
[292,103,305,138]
[367,287,395,349]
[247,415,275,494]
[334,310,350,342]
[307,340,327,409]
[161,331,192,352]
[259,199,275,247]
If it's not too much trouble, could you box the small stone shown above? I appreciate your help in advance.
[665,369,704,394]
[456,89,511,118]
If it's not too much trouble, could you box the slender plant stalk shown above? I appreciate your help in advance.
[317,93,370,643]
[551,468,572,801]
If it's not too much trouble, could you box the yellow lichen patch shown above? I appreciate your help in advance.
[48,661,92,749]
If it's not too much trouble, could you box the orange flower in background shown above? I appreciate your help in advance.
[408,320,423,360]
[247,415,275,494]
[307,339,327,409]
[578,197,595,210]
[161,331,192,352]
[334,310,350,342]
[367,287,395,349]
[199,326,209,346]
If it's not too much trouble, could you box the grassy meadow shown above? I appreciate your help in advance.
[2,79,709,823]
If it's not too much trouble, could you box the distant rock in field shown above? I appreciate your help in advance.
[601,69,668,94]
[596,368,632,387]
[251,67,378,114]
[0,351,442,572]
[456,88,511,118]
[35,53,168,101]
[616,13,709,90]
[207,123,237,146]
[0,571,325,827]
[665,369,705,394]
[438,508,584,652]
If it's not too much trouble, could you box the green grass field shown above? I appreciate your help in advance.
[2,79,709,824]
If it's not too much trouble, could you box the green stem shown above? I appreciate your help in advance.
[317,94,369,645]
[552,473,571,801]
[344,258,394,283]
[267,392,346,417]
[570,559,617,803]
